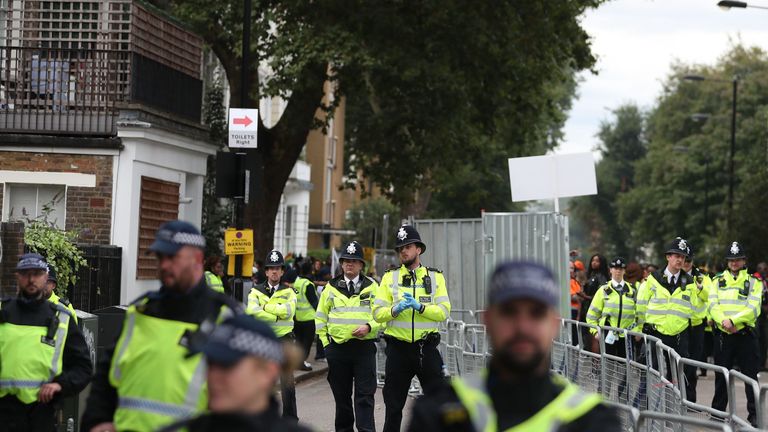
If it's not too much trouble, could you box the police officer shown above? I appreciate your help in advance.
[636,238,697,366]
[204,256,226,293]
[586,257,638,359]
[0,253,92,432]
[160,315,312,432]
[82,221,241,432]
[372,225,451,432]
[316,241,381,432]
[407,261,621,432]
[246,250,298,420]
[681,244,711,403]
[291,263,319,372]
[45,266,77,322]
[709,241,761,426]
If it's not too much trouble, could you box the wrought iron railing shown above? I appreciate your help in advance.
[0,46,129,135]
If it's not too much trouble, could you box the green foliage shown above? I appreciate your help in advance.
[21,198,86,296]
[157,1,608,254]
[584,44,768,266]
[342,197,399,247]
[307,249,331,263]
[201,82,232,257]
[570,104,647,257]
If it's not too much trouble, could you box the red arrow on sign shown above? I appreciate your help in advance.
[233,116,253,127]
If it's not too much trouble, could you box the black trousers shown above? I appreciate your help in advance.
[0,396,55,432]
[280,333,298,420]
[382,336,444,432]
[643,326,689,381]
[294,319,316,362]
[315,335,327,359]
[712,328,759,424]
[685,323,705,403]
[326,339,377,432]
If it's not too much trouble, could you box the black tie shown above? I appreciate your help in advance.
[348,281,355,295]
[670,276,676,287]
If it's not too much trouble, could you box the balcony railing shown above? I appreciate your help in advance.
[0,46,129,136]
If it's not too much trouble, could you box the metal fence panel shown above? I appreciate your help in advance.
[414,218,485,312]
[481,212,570,317]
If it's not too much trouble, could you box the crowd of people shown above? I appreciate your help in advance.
[0,219,627,432]
[569,239,767,426]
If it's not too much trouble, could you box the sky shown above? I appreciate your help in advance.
[559,0,768,156]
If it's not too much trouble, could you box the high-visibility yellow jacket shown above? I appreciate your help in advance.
[708,269,762,332]
[586,280,639,335]
[316,275,381,346]
[684,269,712,327]
[451,371,602,432]
[0,300,72,404]
[294,277,317,322]
[108,290,235,431]
[372,265,450,343]
[247,283,297,338]
[204,271,225,293]
[49,291,78,324]
[636,272,698,336]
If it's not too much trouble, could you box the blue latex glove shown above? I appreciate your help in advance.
[403,292,422,311]
[392,299,410,315]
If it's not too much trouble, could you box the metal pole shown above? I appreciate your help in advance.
[728,77,737,233]
[232,0,252,302]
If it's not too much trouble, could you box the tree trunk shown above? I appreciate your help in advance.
[244,63,329,258]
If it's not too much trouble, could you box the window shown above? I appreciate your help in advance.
[136,176,179,279]
[284,205,296,253]
[5,183,66,228]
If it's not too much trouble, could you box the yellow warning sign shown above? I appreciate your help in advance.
[224,228,254,255]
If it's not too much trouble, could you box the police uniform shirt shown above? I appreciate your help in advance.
[343,276,360,295]
[664,268,680,286]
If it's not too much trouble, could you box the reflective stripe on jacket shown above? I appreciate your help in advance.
[204,271,225,293]
[708,269,762,332]
[585,280,638,335]
[372,265,450,343]
[636,273,695,336]
[294,277,316,322]
[247,284,297,337]
[316,275,381,346]
[451,371,602,432]
[108,304,211,431]
[0,302,71,404]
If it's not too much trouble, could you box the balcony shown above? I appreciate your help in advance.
[0,0,204,137]
[0,46,126,135]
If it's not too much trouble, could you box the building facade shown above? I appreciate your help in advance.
[0,0,215,303]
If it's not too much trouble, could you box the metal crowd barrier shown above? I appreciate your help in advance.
[373,317,764,431]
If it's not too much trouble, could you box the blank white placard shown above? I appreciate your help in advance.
[508,153,597,202]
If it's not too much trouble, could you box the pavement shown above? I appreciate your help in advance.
[288,344,415,431]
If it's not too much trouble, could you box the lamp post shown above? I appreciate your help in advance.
[717,1,768,10]
[683,74,739,234]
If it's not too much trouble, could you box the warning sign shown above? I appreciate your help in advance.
[224,228,254,255]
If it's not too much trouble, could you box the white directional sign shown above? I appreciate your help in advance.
[228,108,258,148]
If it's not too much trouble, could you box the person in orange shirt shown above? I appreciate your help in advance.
[570,260,584,344]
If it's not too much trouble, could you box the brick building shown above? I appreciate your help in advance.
[0,0,216,302]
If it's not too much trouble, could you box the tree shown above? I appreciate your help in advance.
[164,0,607,254]
[201,82,231,257]
[570,104,647,258]
[341,197,399,248]
[617,45,768,265]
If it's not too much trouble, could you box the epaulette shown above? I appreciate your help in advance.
[49,301,74,319]
[129,290,160,307]
[426,267,443,273]
[59,296,71,307]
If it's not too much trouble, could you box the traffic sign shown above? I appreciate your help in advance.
[228,108,258,148]
[224,228,254,255]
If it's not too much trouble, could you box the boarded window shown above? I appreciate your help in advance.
[136,176,179,279]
